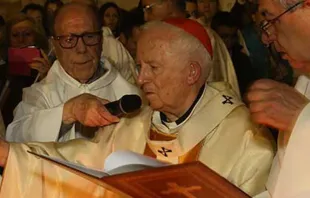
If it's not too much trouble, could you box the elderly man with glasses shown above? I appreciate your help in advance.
[5,3,140,143]
[246,1,310,198]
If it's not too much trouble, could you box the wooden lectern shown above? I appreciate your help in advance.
[29,151,250,198]
[102,161,250,198]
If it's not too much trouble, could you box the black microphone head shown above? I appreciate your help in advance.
[119,95,142,114]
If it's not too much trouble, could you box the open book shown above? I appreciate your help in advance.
[29,150,250,198]
[28,150,168,178]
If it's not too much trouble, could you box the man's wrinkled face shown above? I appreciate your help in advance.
[197,0,218,20]
[10,20,35,48]
[258,0,310,72]
[53,11,102,83]
[136,29,190,112]
[142,0,171,21]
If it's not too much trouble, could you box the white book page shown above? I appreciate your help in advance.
[28,150,168,178]
[104,151,168,173]
[28,151,108,178]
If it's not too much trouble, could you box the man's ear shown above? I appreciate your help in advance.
[187,62,201,85]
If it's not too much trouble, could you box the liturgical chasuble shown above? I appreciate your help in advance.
[0,82,275,198]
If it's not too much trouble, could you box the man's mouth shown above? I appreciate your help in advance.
[75,60,92,65]
[142,88,154,95]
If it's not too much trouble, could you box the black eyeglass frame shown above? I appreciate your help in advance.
[260,1,304,36]
[51,30,102,49]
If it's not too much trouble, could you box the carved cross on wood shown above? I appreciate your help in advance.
[161,182,202,198]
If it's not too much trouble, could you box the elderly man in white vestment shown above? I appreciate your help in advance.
[247,0,310,198]
[0,17,275,198]
[142,0,241,97]
[5,3,140,143]
[70,0,137,83]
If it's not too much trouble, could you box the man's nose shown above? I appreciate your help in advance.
[17,35,25,43]
[261,33,276,46]
[75,37,87,53]
[137,66,150,86]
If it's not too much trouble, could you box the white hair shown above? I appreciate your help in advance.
[141,21,212,81]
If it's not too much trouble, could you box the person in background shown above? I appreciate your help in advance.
[119,8,144,61]
[197,0,218,27]
[44,0,64,37]
[0,15,6,101]
[0,16,4,30]
[186,0,199,18]
[212,11,256,97]
[0,15,5,58]
[1,14,50,127]
[99,2,121,38]
[0,11,5,136]
[21,3,46,35]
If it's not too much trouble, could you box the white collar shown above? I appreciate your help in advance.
[46,58,117,90]
[151,85,207,133]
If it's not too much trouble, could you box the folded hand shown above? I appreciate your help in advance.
[246,79,309,132]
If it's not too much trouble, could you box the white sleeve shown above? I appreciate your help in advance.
[272,103,310,198]
[6,102,64,142]
[5,87,65,142]
[101,36,136,83]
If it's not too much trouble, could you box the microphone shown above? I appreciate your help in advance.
[105,95,142,117]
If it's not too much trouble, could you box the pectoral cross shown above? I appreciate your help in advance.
[222,95,234,105]
[158,147,172,157]
[161,182,202,198]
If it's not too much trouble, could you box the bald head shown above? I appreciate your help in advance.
[52,3,100,36]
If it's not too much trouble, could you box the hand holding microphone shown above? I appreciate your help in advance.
[62,94,142,127]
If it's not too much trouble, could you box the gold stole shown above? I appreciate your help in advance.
[144,127,204,164]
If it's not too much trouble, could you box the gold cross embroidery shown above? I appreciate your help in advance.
[161,182,202,198]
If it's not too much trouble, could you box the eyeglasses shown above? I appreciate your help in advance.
[52,31,102,49]
[260,1,304,37]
